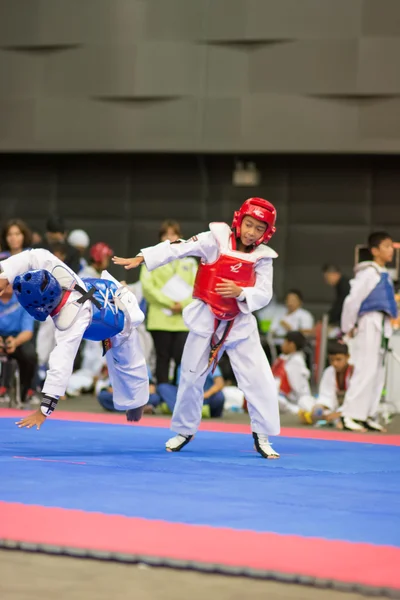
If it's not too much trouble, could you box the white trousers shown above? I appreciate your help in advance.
[36,317,56,366]
[106,328,149,411]
[170,328,280,436]
[341,322,386,421]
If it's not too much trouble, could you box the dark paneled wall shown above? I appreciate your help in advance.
[1,153,399,315]
[1,0,400,152]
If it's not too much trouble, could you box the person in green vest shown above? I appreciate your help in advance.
[140,220,198,384]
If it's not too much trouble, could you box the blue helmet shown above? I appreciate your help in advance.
[13,270,62,321]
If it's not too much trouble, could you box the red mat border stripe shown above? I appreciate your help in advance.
[0,502,399,590]
[1,408,400,446]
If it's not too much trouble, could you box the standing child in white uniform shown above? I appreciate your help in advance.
[114,198,280,459]
[340,231,398,432]
[0,249,149,429]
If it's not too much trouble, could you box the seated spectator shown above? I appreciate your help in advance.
[271,331,314,415]
[298,342,353,428]
[0,218,32,260]
[95,365,160,412]
[80,242,113,278]
[153,364,225,418]
[0,283,37,404]
[270,289,314,351]
[67,229,90,273]
[322,264,350,332]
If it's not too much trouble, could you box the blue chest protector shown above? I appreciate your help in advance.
[81,278,125,341]
[359,272,398,319]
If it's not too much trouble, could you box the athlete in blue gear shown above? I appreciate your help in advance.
[0,248,149,430]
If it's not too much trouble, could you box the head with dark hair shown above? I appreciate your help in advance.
[282,330,307,354]
[1,218,32,254]
[327,341,350,373]
[46,215,67,243]
[159,219,182,243]
[49,241,68,262]
[285,289,303,312]
[322,264,342,286]
[367,231,394,267]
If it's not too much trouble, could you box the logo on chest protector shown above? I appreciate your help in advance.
[230,262,243,273]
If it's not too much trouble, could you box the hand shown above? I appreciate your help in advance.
[5,337,17,354]
[112,256,144,270]
[280,320,292,331]
[16,409,46,430]
[0,277,10,296]
[215,279,242,298]
[171,302,182,314]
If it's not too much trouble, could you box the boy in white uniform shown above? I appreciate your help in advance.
[298,342,353,427]
[340,232,398,432]
[0,249,149,429]
[114,198,280,459]
[271,331,314,415]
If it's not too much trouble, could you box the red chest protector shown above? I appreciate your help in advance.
[193,253,256,320]
[193,222,276,321]
[271,357,291,395]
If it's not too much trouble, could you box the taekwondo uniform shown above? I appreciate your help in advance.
[340,261,398,425]
[0,249,149,413]
[271,351,314,414]
[141,220,281,444]
[318,364,353,413]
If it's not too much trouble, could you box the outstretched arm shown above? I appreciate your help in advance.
[113,232,217,272]
[0,248,67,287]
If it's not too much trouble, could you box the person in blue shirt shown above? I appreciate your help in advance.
[96,365,160,413]
[153,365,225,418]
[0,283,37,403]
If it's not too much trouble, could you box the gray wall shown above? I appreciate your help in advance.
[1,0,400,152]
[1,153,399,315]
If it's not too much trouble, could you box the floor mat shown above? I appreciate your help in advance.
[0,412,399,595]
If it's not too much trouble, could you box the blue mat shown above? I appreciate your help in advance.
[1,418,400,547]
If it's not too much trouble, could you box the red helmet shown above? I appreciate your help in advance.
[90,242,113,263]
[232,197,277,246]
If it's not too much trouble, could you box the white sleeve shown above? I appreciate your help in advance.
[0,248,68,284]
[237,258,273,315]
[286,358,312,399]
[340,268,380,333]
[42,306,92,398]
[299,310,314,329]
[141,232,217,272]
[317,367,338,411]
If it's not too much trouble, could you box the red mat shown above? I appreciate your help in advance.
[2,408,399,446]
[1,502,399,590]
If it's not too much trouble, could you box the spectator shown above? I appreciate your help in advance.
[271,331,314,415]
[322,264,350,328]
[96,365,160,413]
[80,242,113,278]
[298,342,353,427]
[67,229,90,273]
[140,220,197,384]
[0,218,32,260]
[35,215,80,273]
[152,364,225,418]
[270,289,314,350]
[0,283,37,404]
